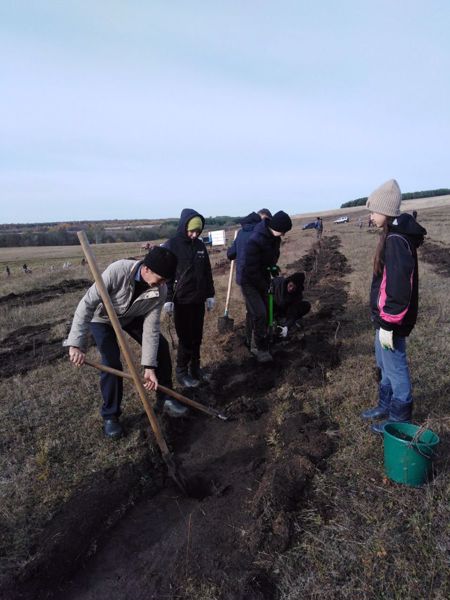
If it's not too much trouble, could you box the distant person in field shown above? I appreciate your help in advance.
[361,179,427,433]
[162,209,215,388]
[412,210,418,220]
[22,263,31,274]
[227,210,272,347]
[272,272,311,335]
[241,210,292,363]
[6,266,10,277]
[66,247,187,439]
[314,217,323,239]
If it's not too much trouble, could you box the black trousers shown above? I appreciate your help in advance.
[90,318,172,418]
[173,302,205,371]
[241,283,268,351]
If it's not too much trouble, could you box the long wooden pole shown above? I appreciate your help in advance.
[77,232,175,464]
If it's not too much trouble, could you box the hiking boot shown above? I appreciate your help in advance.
[103,417,123,439]
[252,348,273,363]
[163,398,189,418]
[176,370,200,388]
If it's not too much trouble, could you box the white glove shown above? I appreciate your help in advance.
[206,297,215,311]
[379,328,394,351]
[163,302,174,315]
[276,325,288,338]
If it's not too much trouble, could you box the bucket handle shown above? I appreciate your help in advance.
[406,425,439,459]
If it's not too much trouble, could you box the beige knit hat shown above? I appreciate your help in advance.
[365,179,402,217]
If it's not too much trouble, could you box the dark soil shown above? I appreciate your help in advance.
[4,237,349,600]
[419,241,450,276]
[0,279,91,308]
[0,321,93,379]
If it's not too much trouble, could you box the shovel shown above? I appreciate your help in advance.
[84,358,229,421]
[218,230,238,333]
[77,231,188,495]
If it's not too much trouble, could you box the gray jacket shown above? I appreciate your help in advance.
[65,259,166,367]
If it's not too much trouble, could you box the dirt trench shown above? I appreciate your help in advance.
[419,240,450,277]
[0,279,92,309]
[7,237,349,600]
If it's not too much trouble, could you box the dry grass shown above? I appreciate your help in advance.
[1,206,449,597]
[277,205,450,599]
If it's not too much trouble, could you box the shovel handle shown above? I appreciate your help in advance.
[224,229,238,314]
[83,358,228,421]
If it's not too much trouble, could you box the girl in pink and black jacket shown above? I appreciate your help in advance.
[360,179,426,433]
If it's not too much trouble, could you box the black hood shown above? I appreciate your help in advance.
[176,208,205,238]
[240,212,261,231]
[389,213,427,248]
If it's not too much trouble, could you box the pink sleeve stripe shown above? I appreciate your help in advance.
[377,266,412,324]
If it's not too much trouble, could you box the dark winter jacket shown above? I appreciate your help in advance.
[227,212,261,285]
[272,273,305,312]
[370,213,426,336]
[241,218,281,293]
[163,208,215,304]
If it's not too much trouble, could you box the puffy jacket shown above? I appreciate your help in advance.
[163,208,215,304]
[227,212,261,285]
[65,260,165,366]
[370,213,426,336]
[241,218,281,293]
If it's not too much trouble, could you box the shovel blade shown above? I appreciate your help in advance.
[218,315,234,333]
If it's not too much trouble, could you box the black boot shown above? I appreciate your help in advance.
[371,399,412,434]
[176,367,200,388]
[190,360,211,383]
[158,394,188,418]
[103,416,123,439]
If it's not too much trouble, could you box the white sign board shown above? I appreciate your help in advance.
[210,229,226,246]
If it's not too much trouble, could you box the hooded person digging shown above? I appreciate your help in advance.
[162,208,215,388]
[65,246,188,439]
[272,272,311,337]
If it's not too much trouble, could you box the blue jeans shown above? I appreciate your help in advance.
[375,330,412,409]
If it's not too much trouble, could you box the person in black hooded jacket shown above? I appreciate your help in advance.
[163,208,215,387]
[227,211,267,347]
[241,210,292,362]
[272,272,311,332]
[360,179,427,433]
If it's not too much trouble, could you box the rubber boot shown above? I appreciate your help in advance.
[361,383,392,420]
[190,360,211,383]
[371,399,413,434]
[176,367,200,388]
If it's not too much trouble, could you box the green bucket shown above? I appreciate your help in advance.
[383,423,440,487]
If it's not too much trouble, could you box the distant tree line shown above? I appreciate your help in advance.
[341,188,450,208]
[0,221,180,248]
[0,216,243,247]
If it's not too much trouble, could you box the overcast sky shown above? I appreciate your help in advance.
[1,1,449,223]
